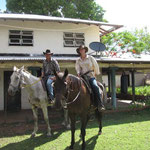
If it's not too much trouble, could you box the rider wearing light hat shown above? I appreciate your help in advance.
[75,45,105,111]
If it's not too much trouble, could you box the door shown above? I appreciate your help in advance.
[4,71,21,112]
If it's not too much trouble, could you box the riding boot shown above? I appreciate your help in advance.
[97,97,105,112]
[48,95,55,105]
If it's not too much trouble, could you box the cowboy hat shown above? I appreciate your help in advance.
[76,45,88,54]
[43,49,53,55]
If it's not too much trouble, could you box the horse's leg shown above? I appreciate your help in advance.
[79,114,90,137]
[31,105,38,138]
[80,114,89,150]
[95,109,103,135]
[41,104,52,137]
[62,108,70,129]
[69,113,76,149]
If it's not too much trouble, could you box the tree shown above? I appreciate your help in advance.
[6,0,63,16]
[61,0,106,21]
[101,27,150,57]
[6,0,106,21]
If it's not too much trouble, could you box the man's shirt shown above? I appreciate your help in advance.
[42,58,60,76]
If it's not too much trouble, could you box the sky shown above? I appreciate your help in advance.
[0,0,150,31]
[96,0,150,31]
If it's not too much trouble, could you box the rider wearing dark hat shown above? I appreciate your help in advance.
[43,49,53,55]
[42,49,60,104]
[75,45,105,111]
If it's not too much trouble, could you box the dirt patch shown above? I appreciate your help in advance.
[0,109,65,136]
[0,122,64,136]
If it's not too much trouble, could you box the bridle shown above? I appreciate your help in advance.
[9,73,22,92]
[9,83,20,92]
[61,77,82,106]
[9,70,41,93]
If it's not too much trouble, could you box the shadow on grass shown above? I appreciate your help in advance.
[86,108,150,130]
[64,135,99,150]
[0,130,64,150]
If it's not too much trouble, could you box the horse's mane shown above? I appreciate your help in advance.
[67,74,81,90]
[22,69,39,80]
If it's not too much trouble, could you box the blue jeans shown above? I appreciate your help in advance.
[89,77,103,107]
[46,75,54,100]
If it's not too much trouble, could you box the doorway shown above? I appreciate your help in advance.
[4,71,21,112]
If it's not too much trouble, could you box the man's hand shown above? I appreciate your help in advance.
[77,73,81,78]
[50,76,56,80]
[41,72,44,78]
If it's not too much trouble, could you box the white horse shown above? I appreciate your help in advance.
[8,66,70,137]
[7,66,70,137]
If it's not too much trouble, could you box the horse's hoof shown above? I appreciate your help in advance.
[98,131,102,135]
[61,121,65,126]
[66,125,71,130]
[81,143,85,150]
[47,134,52,137]
[69,145,73,149]
[30,134,35,138]
[47,132,52,137]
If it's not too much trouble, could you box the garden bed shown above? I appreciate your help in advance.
[116,93,150,101]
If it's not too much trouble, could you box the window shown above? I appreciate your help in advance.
[63,32,85,47]
[9,30,33,46]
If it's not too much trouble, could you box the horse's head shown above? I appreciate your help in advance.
[8,66,24,96]
[53,69,69,110]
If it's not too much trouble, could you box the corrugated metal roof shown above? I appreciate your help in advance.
[1,55,150,63]
[0,56,44,61]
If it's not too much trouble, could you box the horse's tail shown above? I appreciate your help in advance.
[97,82,107,104]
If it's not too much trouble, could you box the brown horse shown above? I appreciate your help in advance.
[53,69,103,150]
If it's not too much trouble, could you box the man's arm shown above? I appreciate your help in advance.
[54,59,60,73]
[75,60,81,77]
[41,71,44,77]
[90,56,100,76]
[41,61,45,77]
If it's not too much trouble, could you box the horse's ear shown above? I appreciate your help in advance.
[13,66,18,71]
[63,69,68,80]
[20,66,24,70]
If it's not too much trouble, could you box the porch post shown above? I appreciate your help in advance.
[110,67,117,109]
[131,70,135,103]
[107,71,111,96]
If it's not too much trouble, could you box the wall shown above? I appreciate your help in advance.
[0,20,100,55]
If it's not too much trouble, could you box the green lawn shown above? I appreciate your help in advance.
[0,109,150,150]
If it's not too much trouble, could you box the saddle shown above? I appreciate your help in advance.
[80,70,104,107]
[81,75,92,94]
[41,76,49,95]
[80,71,96,106]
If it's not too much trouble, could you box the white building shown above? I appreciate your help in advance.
[0,13,122,111]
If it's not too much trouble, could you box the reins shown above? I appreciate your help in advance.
[65,77,82,106]
[21,77,42,88]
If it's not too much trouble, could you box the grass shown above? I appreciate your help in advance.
[0,109,150,150]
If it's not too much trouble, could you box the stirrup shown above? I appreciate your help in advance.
[98,106,105,112]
